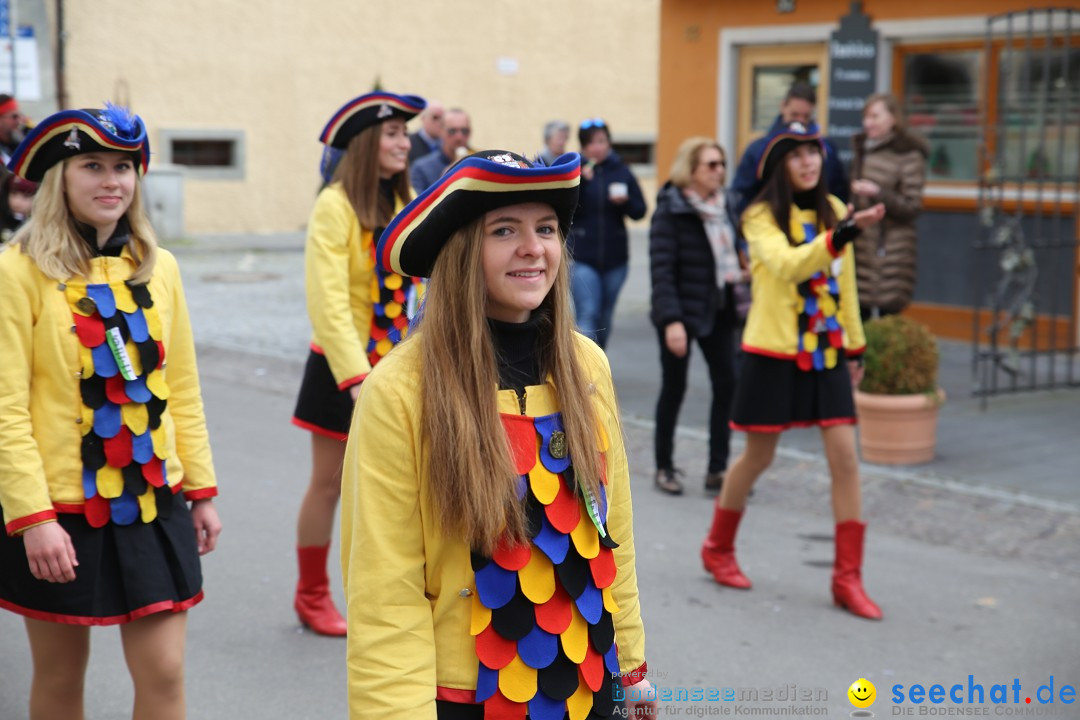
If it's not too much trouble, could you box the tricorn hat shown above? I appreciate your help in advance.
[319,92,426,149]
[756,120,826,182]
[377,150,581,278]
[7,104,149,182]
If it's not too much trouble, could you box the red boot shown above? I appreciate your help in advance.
[832,521,883,620]
[701,507,752,589]
[295,544,348,636]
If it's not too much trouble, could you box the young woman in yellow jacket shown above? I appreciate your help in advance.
[290,92,426,636]
[341,151,657,719]
[699,121,888,620]
[0,106,221,719]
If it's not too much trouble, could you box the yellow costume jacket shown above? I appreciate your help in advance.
[305,184,414,389]
[740,196,866,366]
[0,243,216,535]
[340,335,646,720]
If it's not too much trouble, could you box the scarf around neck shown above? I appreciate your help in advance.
[683,188,740,289]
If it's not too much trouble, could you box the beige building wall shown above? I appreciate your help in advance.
[60,0,659,235]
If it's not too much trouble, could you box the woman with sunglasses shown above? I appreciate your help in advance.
[699,121,887,620]
[567,118,646,349]
[0,105,221,718]
[649,137,744,496]
[342,150,656,719]
[291,91,426,636]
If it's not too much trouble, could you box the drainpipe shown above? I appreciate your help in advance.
[55,0,66,108]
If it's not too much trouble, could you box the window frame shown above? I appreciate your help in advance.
[157,129,246,180]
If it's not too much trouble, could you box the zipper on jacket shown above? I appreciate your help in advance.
[514,387,527,415]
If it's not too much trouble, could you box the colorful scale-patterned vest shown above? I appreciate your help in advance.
[794,220,844,372]
[68,278,173,527]
[366,242,424,366]
[470,411,620,720]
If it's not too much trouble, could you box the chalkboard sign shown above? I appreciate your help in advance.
[827,1,878,170]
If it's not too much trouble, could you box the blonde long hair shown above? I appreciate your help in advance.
[332,122,411,229]
[419,216,606,554]
[11,159,158,283]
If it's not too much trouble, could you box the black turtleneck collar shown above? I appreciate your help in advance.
[379,178,395,206]
[793,190,817,211]
[794,188,816,211]
[77,216,132,258]
[488,313,545,392]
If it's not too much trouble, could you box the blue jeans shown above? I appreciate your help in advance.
[571,261,628,349]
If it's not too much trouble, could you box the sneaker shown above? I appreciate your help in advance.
[704,471,724,494]
[654,468,684,495]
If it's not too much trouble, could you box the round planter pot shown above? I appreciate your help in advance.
[854,388,946,465]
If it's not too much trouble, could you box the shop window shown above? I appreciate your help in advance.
[158,129,245,180]
[901,50,982,181]
[997,47,1080,181]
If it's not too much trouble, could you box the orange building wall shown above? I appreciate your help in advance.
[657,0,1051,177]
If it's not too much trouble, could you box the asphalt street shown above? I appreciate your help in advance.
[0,231,1077,718]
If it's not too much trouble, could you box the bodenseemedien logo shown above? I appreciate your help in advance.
[848,678,877,717]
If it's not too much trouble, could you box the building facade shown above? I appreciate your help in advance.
[15,0,660,235]
[659,0,1079,345]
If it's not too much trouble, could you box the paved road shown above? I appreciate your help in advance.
[1,234,1077,718]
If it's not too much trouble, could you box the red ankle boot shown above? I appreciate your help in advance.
[701,507,752,589]
[832,521,883,620]
[295,544,348,636]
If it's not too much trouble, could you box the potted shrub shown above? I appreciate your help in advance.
[854,315,946,465]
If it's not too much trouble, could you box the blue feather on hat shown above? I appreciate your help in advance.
[101,102,138,139]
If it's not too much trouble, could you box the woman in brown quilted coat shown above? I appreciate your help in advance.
[851,93,929,318]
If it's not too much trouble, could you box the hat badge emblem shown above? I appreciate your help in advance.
[63,128,81,150]
[486,152,522,167]
[376,103,393,119]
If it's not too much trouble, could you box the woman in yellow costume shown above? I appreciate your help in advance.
[342,150,657,719]
[0,105,221,719]
[291,91,425,636]
[699,121,887,620]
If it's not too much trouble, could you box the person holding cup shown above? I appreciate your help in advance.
[567,118,646,349]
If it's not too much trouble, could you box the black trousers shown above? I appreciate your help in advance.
[654,300,738,474]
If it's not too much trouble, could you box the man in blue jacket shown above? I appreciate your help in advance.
[730,82,848,216]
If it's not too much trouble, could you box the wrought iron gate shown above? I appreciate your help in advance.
[973,7,1080,401]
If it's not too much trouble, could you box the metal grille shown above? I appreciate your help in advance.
[973,7,1080,401]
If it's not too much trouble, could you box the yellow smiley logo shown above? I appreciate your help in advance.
[848,678,876,708]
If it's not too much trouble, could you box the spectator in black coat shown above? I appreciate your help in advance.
[567,119,646,348]
[649,137,745,495]
[730,82,848,216]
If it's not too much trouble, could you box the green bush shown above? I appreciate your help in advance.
[860,315,939,395]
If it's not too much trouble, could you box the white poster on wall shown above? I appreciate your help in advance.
[0,37,42,100]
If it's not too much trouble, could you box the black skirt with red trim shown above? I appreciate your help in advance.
[0,490,204,625]
[292,349,355,440]
[730,352,856,433]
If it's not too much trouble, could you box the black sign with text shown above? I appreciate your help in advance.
[827,1,878,170]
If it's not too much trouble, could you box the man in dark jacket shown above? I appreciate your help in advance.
[411,108,471,192]
[730,82,848,216]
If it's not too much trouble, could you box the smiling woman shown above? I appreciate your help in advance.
[0,105,221,719]
[481,203,561,323]
[289,91,427,637]
[337,150,658,720]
